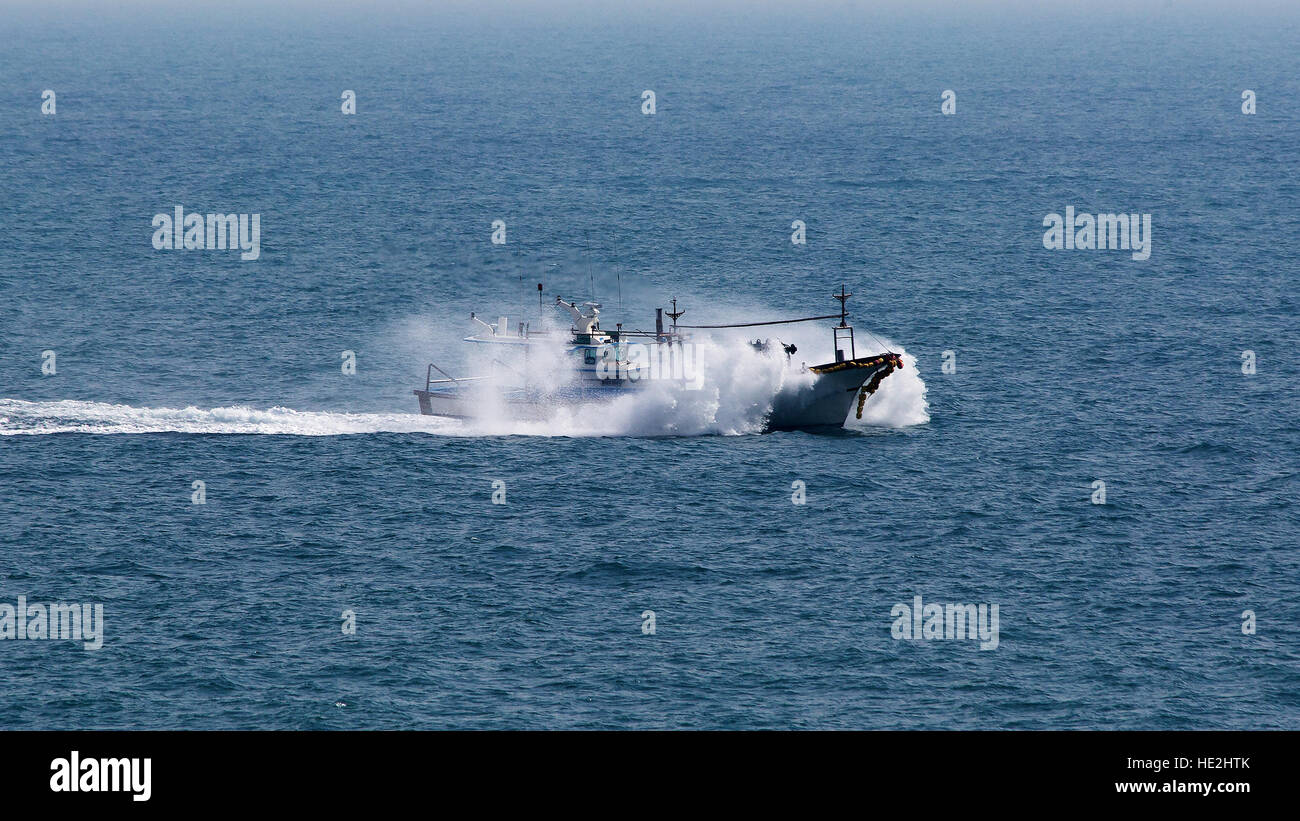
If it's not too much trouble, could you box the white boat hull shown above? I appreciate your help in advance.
[767,355,900,430]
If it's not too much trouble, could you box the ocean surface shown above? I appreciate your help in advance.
[1,3,1297,729]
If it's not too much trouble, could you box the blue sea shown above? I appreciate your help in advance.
[1,1,1297,729]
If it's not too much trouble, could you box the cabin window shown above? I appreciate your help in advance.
[583,349,597,365]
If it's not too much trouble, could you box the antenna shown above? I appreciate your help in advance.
[665,298,685,333]
[834,284,852,327]
[584,230,596,301]
[832,285,855,361]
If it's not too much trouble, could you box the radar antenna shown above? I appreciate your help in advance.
[833,284,852,328]
[665,298,686,333]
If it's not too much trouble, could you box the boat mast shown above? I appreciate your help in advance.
[832,285,855,361]
[666,298,685,343]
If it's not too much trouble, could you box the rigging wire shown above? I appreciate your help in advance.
[676,313,842,329]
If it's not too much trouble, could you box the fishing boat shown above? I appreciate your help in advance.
[413,286,904,432]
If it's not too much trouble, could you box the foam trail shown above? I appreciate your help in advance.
[0,399,462,436]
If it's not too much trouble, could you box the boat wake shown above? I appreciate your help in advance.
[0,342,928,437]
[0,400,457,437]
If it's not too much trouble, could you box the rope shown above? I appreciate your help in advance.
[855,356,902,419]
[676,313,893,356]
[676,313,843,329]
